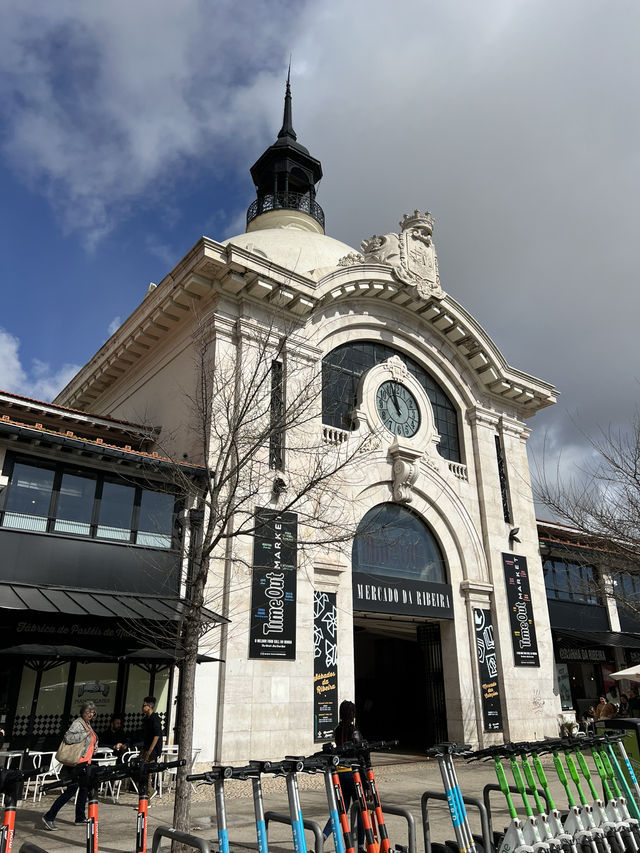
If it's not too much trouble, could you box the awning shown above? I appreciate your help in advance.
[124,647,222,664]
[0,644,111,660]
[0,581,228,625]
[553,628,640,649]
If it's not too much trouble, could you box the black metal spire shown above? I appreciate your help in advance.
[246,69,324,231]
[278,63,296,141]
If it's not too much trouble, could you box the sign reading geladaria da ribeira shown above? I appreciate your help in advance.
[248,509,297,660]
[473,608,503,731]
[502,553,540,667]
[313,591,338,741]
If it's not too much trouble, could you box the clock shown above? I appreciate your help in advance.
[375,380,421,437]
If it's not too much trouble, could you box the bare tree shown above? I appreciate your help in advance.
[140,314,373,837]
[535,412,640,611]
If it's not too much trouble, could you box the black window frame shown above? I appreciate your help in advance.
[269,359,285,471]
[543,556,600,605]
[322,341,461,463]
[352,501,448,584]
[0,453,179,550]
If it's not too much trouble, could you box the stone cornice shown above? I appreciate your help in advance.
[459,579,494,598]
[466,407,500,429]
[54,237,558,417]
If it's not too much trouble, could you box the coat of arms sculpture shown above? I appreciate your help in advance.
[339,210,444,300]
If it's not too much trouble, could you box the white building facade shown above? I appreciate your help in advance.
[56,83,561,761]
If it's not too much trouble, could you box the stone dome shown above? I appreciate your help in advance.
[223,220,357,280]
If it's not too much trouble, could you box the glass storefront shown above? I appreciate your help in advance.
[8,657,173,748]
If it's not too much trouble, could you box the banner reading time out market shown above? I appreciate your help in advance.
[249,508,298,660]
[502,553,539,667]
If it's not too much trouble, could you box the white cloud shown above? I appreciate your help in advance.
[144,235,177,269]
[0,329,27,392]
[0,0,303,246]
[0,329,80,402]
[0,0,639,484]
[107,316,121,337]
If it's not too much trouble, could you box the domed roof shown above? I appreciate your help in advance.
[223,226,357,279]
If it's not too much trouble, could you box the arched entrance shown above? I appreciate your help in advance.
[352,503,451,749]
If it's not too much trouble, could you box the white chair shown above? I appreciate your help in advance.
[163,746,201,796]
[93,755,118,800]
[32,755,62,803]
[154,745,179,798]
[112,749,139,800]
[18,751,43,800]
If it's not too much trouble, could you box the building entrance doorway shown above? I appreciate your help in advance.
[353,616,447,750]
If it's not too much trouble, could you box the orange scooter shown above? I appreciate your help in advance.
[44,758,184,853]
[1,767,42,853]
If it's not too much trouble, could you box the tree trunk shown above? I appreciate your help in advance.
[172,513,207,848]
[172,609,200,843]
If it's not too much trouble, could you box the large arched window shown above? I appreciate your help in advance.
[352,503,447,584]
[322,341,461,462]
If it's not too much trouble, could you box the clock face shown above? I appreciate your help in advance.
[375,381,421,437]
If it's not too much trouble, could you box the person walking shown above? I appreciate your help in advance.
[42,701,98,830]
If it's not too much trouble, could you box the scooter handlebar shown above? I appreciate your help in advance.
[426,742,472,758]
[0,766,43,794]
[321,738,398,758]
[249,760,272,774]
[284,753,339,772]
[186,765,234,783]
[265,758,304,774]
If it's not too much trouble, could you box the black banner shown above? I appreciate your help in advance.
[352,572,454,619]
[313,591,338,741]
[248,509,297,660]
[503,553,539,667]
[473,608,503,731]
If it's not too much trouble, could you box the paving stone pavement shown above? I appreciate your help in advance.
[8,752,591,853]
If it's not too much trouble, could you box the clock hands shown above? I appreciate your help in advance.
[391,385,402,417]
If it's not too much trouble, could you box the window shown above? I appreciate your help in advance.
[137,489,175,547]
[543,557,599,604]
[269,360,284,470]
[54,471,96,535]
[97,481,135,540]
[322,341,461,462]
[353,502,447,583]
[495,435,512,524]
[0,455,176,549]
[2,461,55,531]
[617,573,640,607]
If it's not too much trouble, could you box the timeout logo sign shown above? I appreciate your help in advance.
[502,553,540,668]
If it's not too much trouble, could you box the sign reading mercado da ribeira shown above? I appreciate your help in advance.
[351,504,453,619]
[502,552,539,667]
[249,508,298,660]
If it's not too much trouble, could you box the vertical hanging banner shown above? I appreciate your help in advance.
[313,591,338,741]
[502,553,540,667]
[473,608,503,731]
[248,508,297,660]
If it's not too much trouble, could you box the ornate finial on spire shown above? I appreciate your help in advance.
[247,63,324,232]
[278,63,296,141]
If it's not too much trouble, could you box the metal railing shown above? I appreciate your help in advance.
[247,192,325,229]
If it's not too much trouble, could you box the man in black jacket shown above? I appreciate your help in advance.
[140,696,163,761]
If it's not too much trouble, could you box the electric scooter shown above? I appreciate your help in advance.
[44,757,185,853]
[0,767,42,853]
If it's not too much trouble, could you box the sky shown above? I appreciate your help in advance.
[0,0,638,502]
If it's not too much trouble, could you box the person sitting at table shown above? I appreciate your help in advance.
[99,713,128,758]
[618,693,631,717]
